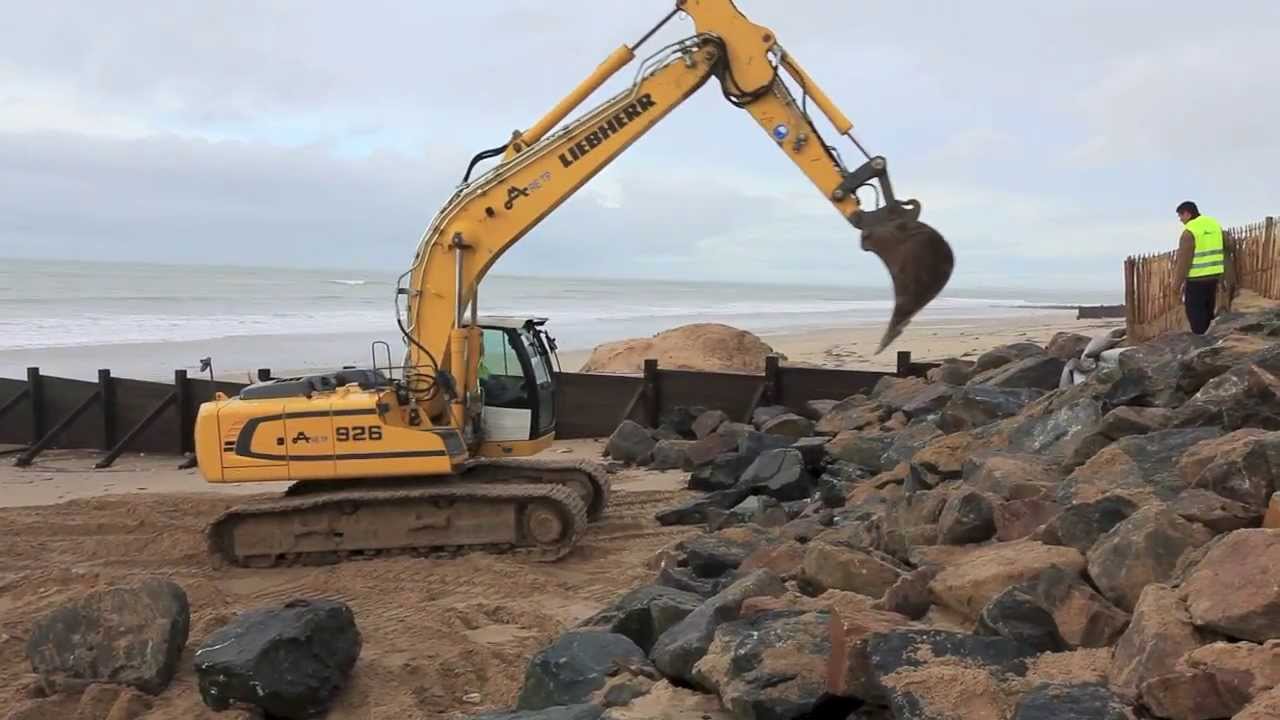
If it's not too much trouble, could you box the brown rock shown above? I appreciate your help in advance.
[1267,493,1280,529]
[928,541,1086,623]
[801,543,903,598]
[104,688,152,720]
[1141,669,1236,720]
[1171,488,1263,533]
[1178,332,1276,395]
[1025,566,1130,649]
[963,451,1063,501]
[1099,405,1175,440]
[601,680,733,720]
[1181,640,1280,715]
[995,498,1062,542]
[1060,428,1224,505]
[1172,363,1280,432]
[761,413,815,439]
[691,610,830,715]
[871,376,932,412]
[928,358,975,386]
[1236,686,1280,720]
[1086,504,1215,612]
[815,396,886,435]
[874,566,941,621]
[975,342,1046,372]
[1109,584,1210,702]
[1183,529,1280,643]
[739,541,807,582]
[1047,332,1092,361]
[826,605,914,700]
[913,431,983,478]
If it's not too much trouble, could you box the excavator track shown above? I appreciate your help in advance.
[207,482,588,569]
[456,456,612,522]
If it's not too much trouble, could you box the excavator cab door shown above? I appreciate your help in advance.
[477,321,556,442]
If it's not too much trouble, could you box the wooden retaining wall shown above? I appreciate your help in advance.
[0,352,937,463]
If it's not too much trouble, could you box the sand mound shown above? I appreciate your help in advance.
[580,323,778,375]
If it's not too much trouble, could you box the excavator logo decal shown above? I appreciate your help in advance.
[558,94,657,169]
[503,172,552,211]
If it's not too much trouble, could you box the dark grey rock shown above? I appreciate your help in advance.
[1058,427,1224,504]
[659,406,705,439]
[656,566,725,598]
[818,476,849,508]
[751,405,791,430]
[1040,495,1139,554]
[688,452,754,493]
[649,570,785,685]
[969,355,1067,391]
[1013,683,1133,720]
[1172,363,1280,431]
[826,432,895,474]
[648,439,695,471]
[605,420,656,465]
[1103,332,1216,408]
[928,358,977,386]
[800,399,839,421]
[692,409,731,439]
[761,413,815,438]
[679,528,776,579]
[26,577,189,695]
[654,488,750,527]
[1171,488,1264,533]
[736,448,814,502]
[899,384,957,419]
[790,436,828,470]
[937,490,998,545]
[690,610,831,717]
[975,587,1065,653]
[975,342,1046,373]
[1008,398,1104,457]
[516,631,649,710]
[729,496,788,527]
[737,430,795,465]
[815,396,887,435]
[685,428,742,469]
[194,598,360,718]
[938,385,1044,433]
[822,460,871,485]
[864,630,1037,703]
[1023,566,1130,649]
[1098,406,1175,440]
[1086,505,1215,612]
[578,586,703,655]
[883,423,944,469]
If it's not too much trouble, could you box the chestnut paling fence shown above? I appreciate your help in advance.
[1125,216,1278,342]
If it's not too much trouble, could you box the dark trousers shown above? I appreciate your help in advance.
[1184,277,1219,334]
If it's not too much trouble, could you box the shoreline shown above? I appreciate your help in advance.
[0,311,1125,382]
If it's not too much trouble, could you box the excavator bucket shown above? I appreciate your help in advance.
[861,217,953,352]
[844,157,955,352]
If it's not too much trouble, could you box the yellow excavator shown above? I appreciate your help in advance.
[194,0,954,567]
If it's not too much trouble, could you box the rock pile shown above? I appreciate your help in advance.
[483,309,1280,719]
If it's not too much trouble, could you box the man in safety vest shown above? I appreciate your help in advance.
[1174,201,1229,334]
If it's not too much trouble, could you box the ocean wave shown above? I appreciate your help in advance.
[327,279,367,286]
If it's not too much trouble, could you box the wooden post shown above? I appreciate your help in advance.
[1124,257,1136,339]
[175,370,192,455]
[896,351,912,377]
[642,359,659,429]
[98,369,115,451]
[26,367,43,444]
[763,354,781,405]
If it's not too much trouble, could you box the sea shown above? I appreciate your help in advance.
[0,258,1118,382]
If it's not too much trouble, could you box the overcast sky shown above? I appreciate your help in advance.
[2,0,1276,295]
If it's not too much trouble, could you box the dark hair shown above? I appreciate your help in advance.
[1177,201,1199,216]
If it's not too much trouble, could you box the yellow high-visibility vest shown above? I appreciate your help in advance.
[1185,215,1225,278]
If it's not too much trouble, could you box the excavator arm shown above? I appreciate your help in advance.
[399,0,954,428]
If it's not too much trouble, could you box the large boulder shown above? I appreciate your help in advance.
[26,577,190,695]
[928,358,976,386]
[1098,406,1175,440]
[760,413,814,439]
[1103,331,1216,408]
[658,406,705,439]
[996,498,1062,542]
[1177,333,1276,394]
[864,629,1037,711]
[975,342,1046,373]
[1059,428,1223,504]
[871,376,934,413]
[736,448,813,502]
[814,396,886,435]
[1239,688,1280,720]
[1172,641,1280,716]
[963,451,1062,500]
[1039,495,1139,554]
[687,452,753,493]
[938,386,1044,433]
[578,586,703,655]
[975,586,1066,653]
[937,490,998,545]
[194,598,360,719]
[913,430,985,478]
[736,430,794,465]
[1173,363,1280,431]
[678,526,776,579]
[692,409,730,439]
[825,432,895,474]
[1108,584,1210,701]
[928,541,1086,623]
[1007,398,1107,465]
[692,610,831,716]
[969,355,1068,391]
[1012,683,1133,720]
[648,440,695,471]
[654,488,749,527]
[605,421,656,465]
[1046,332,1093,361]
[800,543,904,598]
[516,631,651,711]
[1024,566,1130,649]
[649,570,786,685]
[1171,488,1263,533]
[1086,504,1214,612]
[581,324,776,374]
[1183,529,1280,643]
[1179,429,1280,510]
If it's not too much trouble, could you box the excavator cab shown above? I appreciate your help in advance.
[473,317,558,450]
